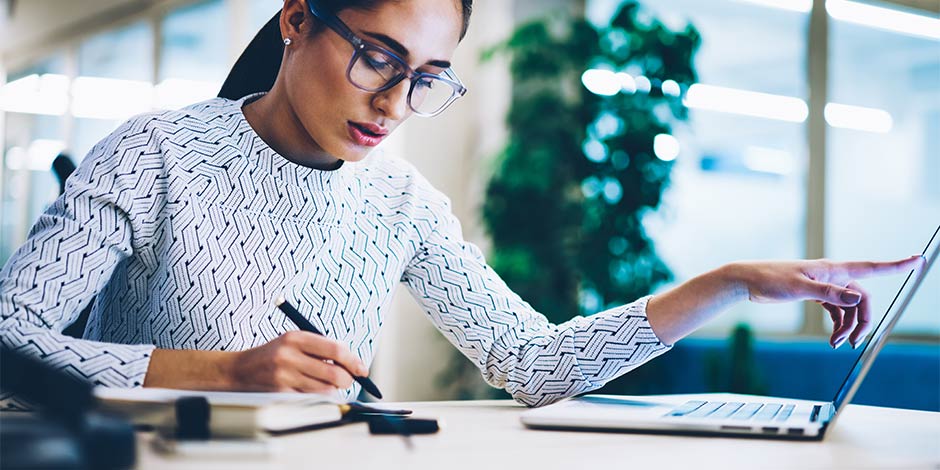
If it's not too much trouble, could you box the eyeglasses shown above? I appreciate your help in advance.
[306,1,468,117]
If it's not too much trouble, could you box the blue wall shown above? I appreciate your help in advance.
[597,338,940,411]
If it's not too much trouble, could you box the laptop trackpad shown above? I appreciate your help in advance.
[521,394,681,428]
[579,395,666,408]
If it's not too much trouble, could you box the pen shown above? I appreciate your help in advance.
[274,296,384,399]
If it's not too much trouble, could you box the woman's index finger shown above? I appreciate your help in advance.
[840,256,925,279]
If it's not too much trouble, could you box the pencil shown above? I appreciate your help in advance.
[274,296,383,399]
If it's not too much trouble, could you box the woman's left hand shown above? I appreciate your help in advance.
[730,255,925,349]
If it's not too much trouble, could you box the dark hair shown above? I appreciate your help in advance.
[218,1,473,101]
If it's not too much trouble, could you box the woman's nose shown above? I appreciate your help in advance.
[372,79,410,120]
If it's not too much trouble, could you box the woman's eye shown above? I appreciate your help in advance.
[365,55,392,71]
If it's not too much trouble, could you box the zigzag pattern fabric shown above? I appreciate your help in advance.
[0,94,670,408]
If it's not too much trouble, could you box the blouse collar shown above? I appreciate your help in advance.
[227,92,359,193]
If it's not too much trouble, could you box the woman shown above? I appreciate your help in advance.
[0,0,923,408]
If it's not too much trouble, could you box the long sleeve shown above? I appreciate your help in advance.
[402,193,671,408]
[0,117,160,407]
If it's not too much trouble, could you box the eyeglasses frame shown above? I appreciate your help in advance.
[306,1,468,117]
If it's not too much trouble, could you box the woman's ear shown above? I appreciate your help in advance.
[280,0,309,40]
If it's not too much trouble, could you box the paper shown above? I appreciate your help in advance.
[93,387,342,407]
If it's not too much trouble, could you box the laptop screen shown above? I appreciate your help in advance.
[831,224,939,411]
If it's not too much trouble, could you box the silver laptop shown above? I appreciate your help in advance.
[521,225,939,440]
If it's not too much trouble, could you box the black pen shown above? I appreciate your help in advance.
[274,296,383,399]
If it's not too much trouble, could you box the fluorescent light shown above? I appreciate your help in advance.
[581,69,620,96]
[71,76,153,120]
[684,84,809,122]
[28,139,66,171]
[654,134,680,161]
[734,0,939,39]
[5,146,27,170]
[0,74,69,115]
[683,84,892,132]
[154,79,222,110]
[824,102,893,133]
[827,0,940,41]
[735,0,812,13]
[5,140,65,171]
[744,146,796,175]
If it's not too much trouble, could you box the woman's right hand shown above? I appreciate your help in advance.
[229,331,368,393]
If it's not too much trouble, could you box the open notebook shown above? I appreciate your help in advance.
[94,387,345,437]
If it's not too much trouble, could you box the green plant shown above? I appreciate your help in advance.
[705,323,769,395]
[437,1,700,399]
[483,2,699,323]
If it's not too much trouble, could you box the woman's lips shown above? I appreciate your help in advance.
[347,121,388,147]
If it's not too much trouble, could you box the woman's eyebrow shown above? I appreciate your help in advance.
[362,31,452,69]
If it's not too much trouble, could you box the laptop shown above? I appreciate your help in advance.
[521,225,939,440]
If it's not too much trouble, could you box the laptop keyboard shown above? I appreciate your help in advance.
[665,400,796,422]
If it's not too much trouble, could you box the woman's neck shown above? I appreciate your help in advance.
[241,86,343,171]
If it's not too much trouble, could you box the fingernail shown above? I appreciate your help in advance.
[840,290,862,305]
[851,341,860,350]
[833,337,846,349]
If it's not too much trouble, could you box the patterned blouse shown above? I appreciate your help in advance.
[0,94,670,408]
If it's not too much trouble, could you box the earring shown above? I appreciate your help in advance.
[283,37,292,46]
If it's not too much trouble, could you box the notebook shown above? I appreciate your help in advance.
[521,224,938,440]
[94,387,344,437]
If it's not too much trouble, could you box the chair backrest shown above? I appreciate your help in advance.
[51,153,76,195]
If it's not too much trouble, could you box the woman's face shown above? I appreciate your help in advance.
[282,0,462,163]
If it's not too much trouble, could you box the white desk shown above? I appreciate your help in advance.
[137,397,940,470]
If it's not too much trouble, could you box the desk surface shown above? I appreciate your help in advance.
[138,396,940,470]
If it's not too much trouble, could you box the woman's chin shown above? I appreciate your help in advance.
[336,147,372,163]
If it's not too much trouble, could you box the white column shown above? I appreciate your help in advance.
[370,0,515,401]
[802,0,828,335]
[371,0,588,401]
[0,61,6,253]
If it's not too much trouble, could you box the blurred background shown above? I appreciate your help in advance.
[1,0,937,410]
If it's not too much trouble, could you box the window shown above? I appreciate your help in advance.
[1,56,68,266]
[161,0,229,82]
[73,21,154,163]
[826,0,940,336]
[586,0,938,338]
[588,0,809,335]
[250,0,280,40]
[157,0,229,110]
[0,0,245,265]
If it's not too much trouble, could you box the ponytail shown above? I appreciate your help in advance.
[218,12,284,100]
